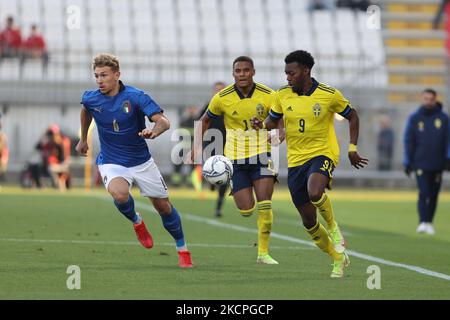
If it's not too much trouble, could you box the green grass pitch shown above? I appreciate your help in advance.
[0,187,449,299]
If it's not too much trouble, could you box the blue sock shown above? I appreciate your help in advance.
[159,206,186,249]
[114,195,140,224]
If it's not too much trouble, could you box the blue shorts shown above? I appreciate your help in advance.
[287,155,335,208]
[231,153,277,194]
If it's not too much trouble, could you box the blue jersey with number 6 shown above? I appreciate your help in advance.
[81,81,163,167]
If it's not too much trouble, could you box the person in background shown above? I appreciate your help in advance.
[171,105,199,187]
[403,89,449,235]
[47,125,71,191]
[20,24,49,74]
[447,124,450,170]
[35,125,64,189]
[0,16,22,60]
[0,113,9,182]
[336,0,372,11]
[198,81,227,217]
[308,0,336,11]
[433,0,450,61]
[377,115,395,171]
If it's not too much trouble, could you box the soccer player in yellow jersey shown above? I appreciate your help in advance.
[192,56,284,264]
[252,50,368,277]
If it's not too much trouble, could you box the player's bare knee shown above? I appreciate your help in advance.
[153,199,172,215]
[308,190,323,203]
[110,190,129,203]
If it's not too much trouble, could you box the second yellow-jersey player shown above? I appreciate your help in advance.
[194,56,280,265]
[207,82,274,160]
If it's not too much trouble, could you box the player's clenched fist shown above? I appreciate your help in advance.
[76,140,89,156]
[139,128,157,139]
[250,116,263,130]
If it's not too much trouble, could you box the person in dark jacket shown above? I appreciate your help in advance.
[447,119,450,170]
[403,89,449,235]
[198,81,227,217]
[377,115,395,171]
[171,105,199,187]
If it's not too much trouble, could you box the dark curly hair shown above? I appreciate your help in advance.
[284,50,315,69]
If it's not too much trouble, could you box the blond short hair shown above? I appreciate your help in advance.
[92,53,120,72]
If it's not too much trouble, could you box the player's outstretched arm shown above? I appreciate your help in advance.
[139,112,170,139]
[347,109,369,169]
[76,107,93,157]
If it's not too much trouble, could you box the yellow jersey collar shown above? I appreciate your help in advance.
[234,83,256,99]
[294,78,319,96]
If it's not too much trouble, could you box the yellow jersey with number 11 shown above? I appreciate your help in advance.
[207,83,274,160]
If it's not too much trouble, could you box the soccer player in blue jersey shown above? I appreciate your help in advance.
[76,53,192,268]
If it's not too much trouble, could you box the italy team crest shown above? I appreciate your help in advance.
[313,103,321,117]
[122,100,131,114]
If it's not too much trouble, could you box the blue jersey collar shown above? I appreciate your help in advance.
[118,80,125,92]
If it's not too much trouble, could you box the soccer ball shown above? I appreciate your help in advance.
[202,155,233,186]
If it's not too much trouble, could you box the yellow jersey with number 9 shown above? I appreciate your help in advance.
[269,79,352,167]
[207,83,274,160]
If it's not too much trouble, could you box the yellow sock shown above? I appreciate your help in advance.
[257,200,273,256]
[311,193,336,231]
[239,203,255,217]
[306,220,341,260]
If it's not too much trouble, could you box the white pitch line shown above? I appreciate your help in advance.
[88,194,450,281]
[0,238,311,251]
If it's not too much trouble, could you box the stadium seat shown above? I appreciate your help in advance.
[0,0,19,22]
[133,0,155,54]
[222,0,246,56]
[18,0,40,30]
[336,9,361,56]
[41,0,65,50]
[110,0,134,51]
[135,25,155,53]
[177,0,201,55]
[154,0,178,54]
[357,11,385,64]
[311,10,337,57]
[289,11,315,55]
[199,0,223,56]
[287,0,309,12]
[266,0,290,54]
[244,0,269,56]
[0,59,20,80]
